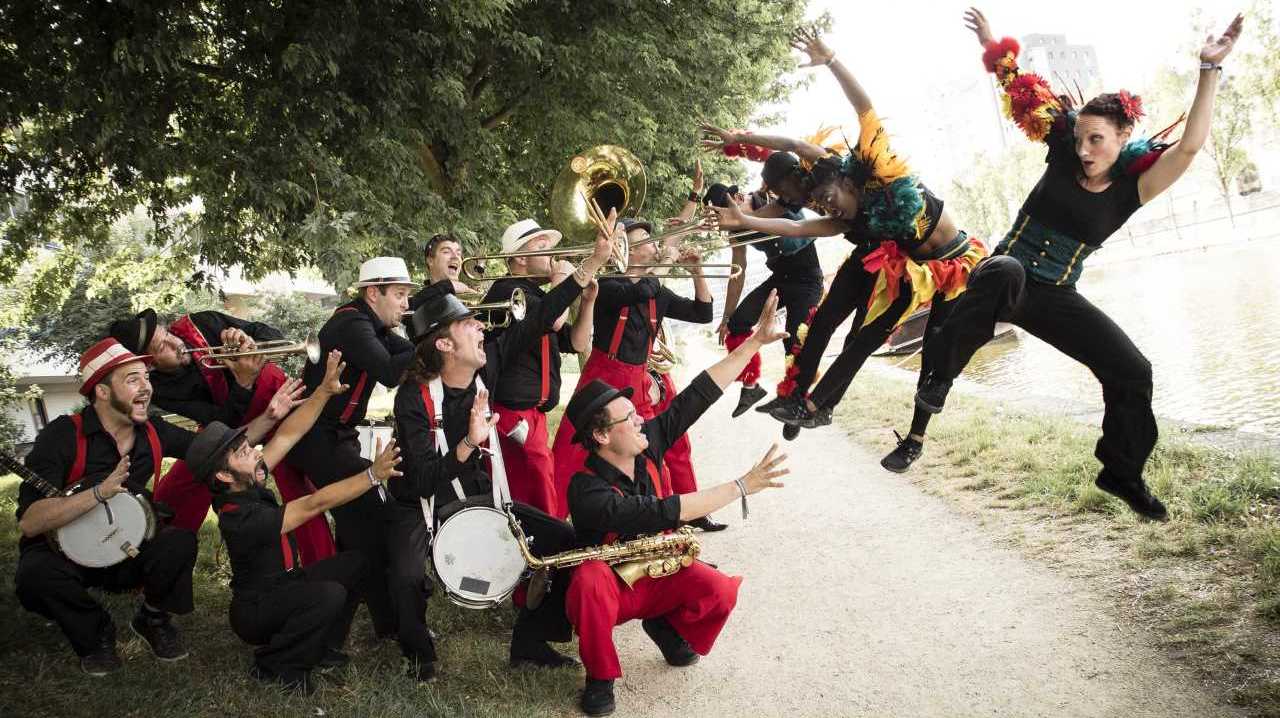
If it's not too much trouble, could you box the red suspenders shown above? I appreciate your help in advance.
[66,413,162,491]
[331,307,369,425]
[606,297,658,362]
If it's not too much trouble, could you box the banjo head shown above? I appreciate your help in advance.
[431,506,526,609]
[56,493,155,568]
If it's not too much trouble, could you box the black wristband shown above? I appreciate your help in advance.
[687,191,700,203]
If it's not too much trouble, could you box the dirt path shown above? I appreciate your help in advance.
[602,341,1238,718]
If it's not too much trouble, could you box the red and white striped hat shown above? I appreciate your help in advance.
[79,338,152,397]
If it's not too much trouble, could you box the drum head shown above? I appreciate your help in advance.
[57,494,151,568]
[432,506,526,608]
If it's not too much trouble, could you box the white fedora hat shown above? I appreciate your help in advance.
[501,219,562,255]
[355,256,415,288]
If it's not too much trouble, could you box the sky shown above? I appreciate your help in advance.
[762,0,1254,188]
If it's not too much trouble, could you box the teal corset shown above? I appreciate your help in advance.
[994,212,1098,286]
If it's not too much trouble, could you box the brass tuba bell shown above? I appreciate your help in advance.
[549,145,647,245]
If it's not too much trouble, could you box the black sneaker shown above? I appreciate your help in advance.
[1095,470,1168,521]
[80,643,123,677]
[768,395,811,426]
[732,385,768,417]
[915,376,952,414]
[686,516,728,532]
[755,395,786,414]
[510,638,580,669]
[581,678,616,716]
[641,617,699,667]
[130,610,189,662]
[799,406,832,429]
[316,648,350,672]
[880,431,923,473]
[782,424,801,441]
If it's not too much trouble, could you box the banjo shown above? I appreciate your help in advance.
[2,452,156,568]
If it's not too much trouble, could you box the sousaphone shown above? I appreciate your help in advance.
[549,145,647,245]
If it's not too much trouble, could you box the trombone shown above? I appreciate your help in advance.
[460,233,629,282]
[466,288,527,329]
[611,261,744,279]
[189,335,322,369]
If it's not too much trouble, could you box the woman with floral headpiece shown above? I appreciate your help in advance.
[910,8,1244,521]
[707,27,988,473]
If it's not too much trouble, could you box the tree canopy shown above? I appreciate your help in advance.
[1,0,808,289]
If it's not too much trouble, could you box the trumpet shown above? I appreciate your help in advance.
[189,335,322,370]
[460,234,629,282]
[466,287,527,329]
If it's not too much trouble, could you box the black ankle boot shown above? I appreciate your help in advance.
[783,424,801,441]
[581,678,616,716]
[768,395,811,426]
[1095,470,1168,521]
[880,431,923,473]
[732,385,768,417]
[641,617,699,667]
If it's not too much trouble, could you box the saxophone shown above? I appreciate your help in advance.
[506,510,700,605]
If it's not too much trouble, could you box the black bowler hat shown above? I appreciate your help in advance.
[620,217,652,235]
[186,421,248,486]
[566,379,635,445]
[107,308,159,356]
[408,292,475,344]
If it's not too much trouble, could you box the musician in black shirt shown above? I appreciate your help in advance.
[408,233,478,312]
[478,219,599,515]
[108,308,335,563]
[284,256,417,639]
[191,349,403,694]
[561,291,790,716]
[387,222,613,680]
[15,339,274,675]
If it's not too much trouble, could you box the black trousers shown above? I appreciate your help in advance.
[386,503,435,663]
[925,255,1157,480]
[791,257,957,411]
[286,425,396,636]
[15,528,197,656]
[726,271,823,358]
[229,551,366,682]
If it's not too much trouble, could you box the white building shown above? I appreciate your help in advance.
[1020,34,1103,99]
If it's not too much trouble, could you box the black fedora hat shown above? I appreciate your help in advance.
[408,293,475,344]
[566,379,635,445]
[107,308,158,356]
[186,421,248,485]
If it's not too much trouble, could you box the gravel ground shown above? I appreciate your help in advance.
[598,341,1239,718]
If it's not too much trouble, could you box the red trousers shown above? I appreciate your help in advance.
[493,403,557,515]
[551,352,658,519]
[565,559,742,680]
[650,371,698,495]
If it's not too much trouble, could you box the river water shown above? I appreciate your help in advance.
[882,240,1280,435]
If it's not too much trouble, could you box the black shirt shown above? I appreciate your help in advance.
[481,276,582,411]
[567,371,722,546]
[742,206,823,281]
[1021,154,1143,247]
[212,486,299,594]
[590,278,713,365]
[303,297,415,428]
[150,311,284,427]
[17,406,196,550]
[392,376,493,512]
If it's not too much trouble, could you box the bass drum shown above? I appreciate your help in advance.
[54,492,157,568]
[431,505,527,609]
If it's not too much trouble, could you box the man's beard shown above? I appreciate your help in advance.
[109,391,147,424]
[232,461,269,491]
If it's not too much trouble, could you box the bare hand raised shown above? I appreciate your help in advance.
[99,456,130,499]
[699,122,739,152]
[963,8,995,45]
[370,438,402,482]
[1201,13,1244,65]
[319,349,349,397]
[468,388,499,449]
[710,203,746,231]
[790,25,834,68]
[739,443,789,494]
[749,290,789,347]
[265,378,306,421]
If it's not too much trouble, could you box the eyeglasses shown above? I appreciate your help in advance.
[601,409,636,430]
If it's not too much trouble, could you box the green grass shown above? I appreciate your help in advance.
[835,368,1280,715]
[0,473,579,717]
